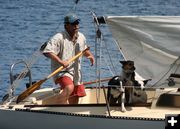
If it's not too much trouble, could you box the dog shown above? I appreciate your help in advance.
[107,60,149,112]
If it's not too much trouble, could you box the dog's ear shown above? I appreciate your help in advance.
[119,60,126,65]
[120,60,134,65]
[143,79,152,86]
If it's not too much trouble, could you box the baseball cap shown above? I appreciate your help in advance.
[64,13,80,24]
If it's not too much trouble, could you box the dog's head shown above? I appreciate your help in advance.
[120,60,135,74]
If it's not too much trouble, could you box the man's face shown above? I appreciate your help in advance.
[66,20,79,36]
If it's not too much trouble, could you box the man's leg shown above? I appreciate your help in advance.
[42,76,74,104]
[57,76,74,104]
[68,84,86,104]
[68,96,79,104]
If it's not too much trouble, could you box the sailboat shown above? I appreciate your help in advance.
[0,14,180,129]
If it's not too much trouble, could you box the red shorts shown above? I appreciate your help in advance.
[55,76,86,97]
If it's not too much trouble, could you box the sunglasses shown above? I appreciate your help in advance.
[70,21,79,25]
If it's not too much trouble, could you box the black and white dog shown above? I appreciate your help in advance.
[107,60,150,112]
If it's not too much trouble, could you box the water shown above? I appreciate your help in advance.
[0,0,180,100]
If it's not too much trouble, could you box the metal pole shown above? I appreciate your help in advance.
[102,85,111,116]
[91,11,102,103]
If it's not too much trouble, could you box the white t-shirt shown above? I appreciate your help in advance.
[42,31,87,85]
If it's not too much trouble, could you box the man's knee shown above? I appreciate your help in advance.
[63,84,74,96]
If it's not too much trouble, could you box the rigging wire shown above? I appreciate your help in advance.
[101,40,116,76]
[102,38,119,75]
[43,0,80,43]
[91,11,102,103]
[91,11,125,103]
[91,11,121,77]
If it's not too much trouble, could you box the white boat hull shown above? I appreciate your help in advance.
[0,108,164,129]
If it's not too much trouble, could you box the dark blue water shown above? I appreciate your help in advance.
[1,0,180,99]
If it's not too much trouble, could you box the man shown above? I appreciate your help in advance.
[42,13,95,104]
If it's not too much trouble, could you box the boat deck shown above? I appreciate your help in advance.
[1,87,180,120]
[1,103,179,120]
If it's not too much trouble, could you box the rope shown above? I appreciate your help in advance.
[151,57,180,87]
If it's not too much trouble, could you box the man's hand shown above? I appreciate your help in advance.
[61,60,69,68]
[87,55,95,66]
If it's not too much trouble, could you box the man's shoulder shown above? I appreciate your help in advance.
[78,32,86,39]
[53,32,64,38]
[47,32,65,45]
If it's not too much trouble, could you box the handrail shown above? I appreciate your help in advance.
[9,60,32,96]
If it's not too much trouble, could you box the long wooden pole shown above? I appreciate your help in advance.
[16,47,89,103]
[83,77,111,85]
